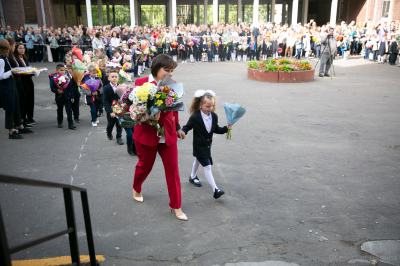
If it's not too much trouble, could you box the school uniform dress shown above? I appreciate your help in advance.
[8,56,27,123]
[182,110,228,166]
[132,76,182,209]
[81,76,103,122]
[0,56,22,129]
[50,75,74,125]
[389,41,398,65]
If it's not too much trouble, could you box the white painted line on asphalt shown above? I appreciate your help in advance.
[70,131,92,186]
[79,153,81,159]
[74,164,77,171]
[70,176,73,185]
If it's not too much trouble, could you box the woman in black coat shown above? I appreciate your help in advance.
[388,38,398,65]
[0,39,32,139]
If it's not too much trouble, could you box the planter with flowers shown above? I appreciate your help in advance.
[247,59,315,83]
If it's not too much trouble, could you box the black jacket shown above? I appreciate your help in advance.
[182,110,228,159]
[103,83,119,114]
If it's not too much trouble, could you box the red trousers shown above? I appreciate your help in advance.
[133,141,182,209]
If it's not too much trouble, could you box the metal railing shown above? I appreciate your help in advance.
[0,174,98,266]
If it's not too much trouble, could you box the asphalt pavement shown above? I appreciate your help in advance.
[0,57,399,266]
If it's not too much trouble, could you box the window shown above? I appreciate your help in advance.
[381,0,390,18]
[339,0,344,20]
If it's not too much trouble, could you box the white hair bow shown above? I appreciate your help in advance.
[194,90,216,98]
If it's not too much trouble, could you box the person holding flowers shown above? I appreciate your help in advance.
[50,64,75,129]
[81,65,103,127]
[103,68,124,146]
[132,54,187,221]
[182,90,231,199]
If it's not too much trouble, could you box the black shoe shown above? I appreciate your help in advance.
[324,74,330,77]
[9,131,23,139]
[116,138,124,145]
[26,119,37,125]
[68,123,76,130]
[74,118,80,123]
[319,74,324,77]
[132,147,137,156]
[107,133,113,140]
[189,176,202,187]
[127,146,133,155]
[23,123,32,129]
[19,127,33,134]
[134,75,140,78]
[98,113,103,117]
[58,123,63,128]
[213,188,225,199]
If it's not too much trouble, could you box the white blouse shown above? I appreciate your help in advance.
[0,59,12,81]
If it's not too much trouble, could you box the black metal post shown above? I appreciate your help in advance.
[81,191,97,266]
[0,205,11,266]
[63,188,80,265]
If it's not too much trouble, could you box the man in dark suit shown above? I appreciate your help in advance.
[103,68,124,145]
[252,25,260,43]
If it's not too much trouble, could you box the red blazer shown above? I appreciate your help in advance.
[133,77,180,146]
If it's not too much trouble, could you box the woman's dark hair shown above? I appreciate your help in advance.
[151,54,177,78]
[0,39,10,57]
[95,32,101,38]
[14,42,27,66]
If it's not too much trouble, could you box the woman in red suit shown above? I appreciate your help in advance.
[133,54,188,221]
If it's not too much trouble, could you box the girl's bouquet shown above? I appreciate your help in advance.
[129,105,149,125]
[257,40,263,48]
[54,75,70,98]
[224,102,247,140]
[215,41,220,50]
[237,44,242,50]
[150,46,157,55]
[171,42,178,51]
[81,79,100,104]
[112,100,126,118]
[277,47,283,54]
[71,59,85,85]
[179,44,186,51]
[241,43,248,51]
[96,67,102,78]
[188,41,194,48]
[122,62,132,71]
[118,70,132,85]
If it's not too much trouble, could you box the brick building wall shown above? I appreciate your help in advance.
[2,0,25,29]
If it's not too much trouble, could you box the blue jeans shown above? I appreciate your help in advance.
[89,101,100,122]
[124,128,136,148]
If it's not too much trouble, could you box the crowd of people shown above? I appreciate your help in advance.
[1,18,399,65]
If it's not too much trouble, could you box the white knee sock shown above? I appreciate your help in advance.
[190,54,194,62]
[215,55,218,61]
[173,55,177,62]
[190,158,200,179]
[204,165,218,192]
[243,55,247,61]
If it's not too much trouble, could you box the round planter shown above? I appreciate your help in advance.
[247,68,315,83]
[278,69,315,83]
[247,68,279,83]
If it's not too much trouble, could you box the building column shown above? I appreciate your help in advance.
[172,0,176,27]
[129,0,135,27]
[253,0,259,24]
[112,5,116,25]
[191,5,194,24]
[134,0,139,25]
[373,0,378,23]
[197,1,200,25]
[166,1,170,26]
[138,4,142,26]
[271,0,275,22]
[213,0,218,25]
[292,0,298,25]
[237,0,242,23]
[282,2,286,24]
[388,0,394,20]
[225,1,229,24]
[106,3,111,25]
[204,0,208,26]
[97,0,103,26]
[302,0,308,24]
[86,0,93,29]
[330,0,338,26]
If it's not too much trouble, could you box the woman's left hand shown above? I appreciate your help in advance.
[228,124,232,129]
[177,129,185,139]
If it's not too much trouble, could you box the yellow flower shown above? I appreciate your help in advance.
[156,94,160,98]
[157,100,163,106]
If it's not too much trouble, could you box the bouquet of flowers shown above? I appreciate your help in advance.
[241,43,248,51]
[122,62,132,71]
[257,40,263,48]
[277,47,283,54]
[157,41,163,47]
[54,75,70,97]
[171,42,178,51]
[96,67,102,78]
[81,79,100,104]
[127,39,134,46]
[215,41,220,49]
[112,100,126,118]
[188,41,194,48]
[150,46,157,54]
[366,41,373,49]
[123,55,132,63]
[71,59,86,85]
[237,44,242,50]
[224,102,247,140]
[118,69,132,85]
[179,44,185,50]
[129,105,149,125]
[315,38,321,45]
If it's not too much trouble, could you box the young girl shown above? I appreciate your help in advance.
[182,90,231,199]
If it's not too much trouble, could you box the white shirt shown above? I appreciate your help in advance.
[110,37,121,48]
[0,59,12,81]
[201,110,212,133]
[111,83,118,93]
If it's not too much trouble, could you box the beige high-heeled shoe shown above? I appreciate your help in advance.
[133,190,143,202]
[169,207,188,221]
